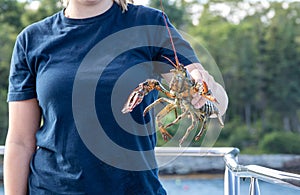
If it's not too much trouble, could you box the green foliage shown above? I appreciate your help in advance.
[0,0,25,32]
[160,0,300,153]
[21,0,62,26]
[259,131,300,154]
[190,1,300,134]
[0,22,16,144]
[214,117,255,150]
[0,89,8,144]
[149,0,193,29]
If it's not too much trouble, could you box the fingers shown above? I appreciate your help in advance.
[186,63,205,73]
[190,69,204,82]
[191,93,201,105]
[191,93,207,109]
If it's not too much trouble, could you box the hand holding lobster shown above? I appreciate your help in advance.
[122,62,224,146]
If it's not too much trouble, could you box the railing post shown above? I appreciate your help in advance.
[249,177,260,195]
[224,166,240,195]
[0,146,4,155]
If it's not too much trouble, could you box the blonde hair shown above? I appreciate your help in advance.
[114,0,134,12]
[62,0,133,12]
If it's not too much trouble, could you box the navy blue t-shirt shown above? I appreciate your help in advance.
[8,2,198,194]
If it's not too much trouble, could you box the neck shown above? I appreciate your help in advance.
[65,0,114,19]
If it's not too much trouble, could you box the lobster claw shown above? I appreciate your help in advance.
[121,85,146,113]
[202,93,219,104]
[201,81,219,104]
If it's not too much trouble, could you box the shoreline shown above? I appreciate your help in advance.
[157,154,300,175]
[1,154,300,179]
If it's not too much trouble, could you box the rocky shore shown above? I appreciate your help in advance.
[157,154,300,175]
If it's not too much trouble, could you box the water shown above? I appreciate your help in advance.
[160,175,300,195]
[1,176,299,195]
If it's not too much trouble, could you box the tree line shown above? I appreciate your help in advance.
[0,0,299,154]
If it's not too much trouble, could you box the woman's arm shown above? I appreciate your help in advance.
[4,98,41,195]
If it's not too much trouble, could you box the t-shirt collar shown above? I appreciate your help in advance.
[61,2,120,25]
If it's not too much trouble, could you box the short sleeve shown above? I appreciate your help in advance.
[7,37,37,102]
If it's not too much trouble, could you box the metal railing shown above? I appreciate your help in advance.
[155,147,300,195]
[0,146,3,156]
[1,146,300,195]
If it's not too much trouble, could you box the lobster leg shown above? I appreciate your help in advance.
[165,111,188,129]
[143,97,174,116]
[156,103,178,141]
[217,114,224,127]
[179,112,198,147]
[195,115,208,141]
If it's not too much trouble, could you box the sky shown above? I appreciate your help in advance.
[134,0,148,5]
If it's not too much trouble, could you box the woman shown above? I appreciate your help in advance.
[4,0,228,194]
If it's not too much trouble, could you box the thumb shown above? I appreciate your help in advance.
[192,94,207,109]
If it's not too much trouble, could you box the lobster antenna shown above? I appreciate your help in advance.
[161,55,177,68]
[160,0,180,69]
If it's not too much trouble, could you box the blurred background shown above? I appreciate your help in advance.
[1,0,299,154]
[0,0,299,194]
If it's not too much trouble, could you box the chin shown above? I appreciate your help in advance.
[79,0,107,5]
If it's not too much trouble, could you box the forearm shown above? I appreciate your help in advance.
[4,99,41,195]
[4,140,36,195]
[186,63,228,116]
